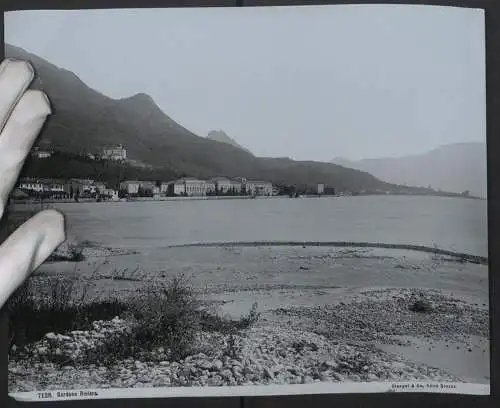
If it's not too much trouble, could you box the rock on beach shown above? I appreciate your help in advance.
[10,323,463,391]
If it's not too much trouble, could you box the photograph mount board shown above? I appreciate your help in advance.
[3,4,489,401]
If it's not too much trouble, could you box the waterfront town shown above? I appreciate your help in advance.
[12,144,281,202]
[13,144,473,203]
[14,176,278,202]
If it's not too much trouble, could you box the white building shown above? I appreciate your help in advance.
[171,180,187,196]
[102,144,127,161]
[31,146,52,159]
[120,180,140,195]
[139,181,156,191]
[70,179,98,195]
[18,178,66,195]
[162,178,216,196]
[33,150,52,159]
[211,177,242,194]
[94,182,107,193]
[204,181,216,195]
[317,183,325,195]
[46,180,66,194]
[160,182,170,194]
[245,180,273,196]
[18,178,45,193]
[183,178,213,196]
[101,188,119,201]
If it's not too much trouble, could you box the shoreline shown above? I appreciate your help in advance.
[165,241,488,265]
[8,192,485,206]
[35,242,488,301]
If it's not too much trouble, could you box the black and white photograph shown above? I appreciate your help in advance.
[4,4,489,401]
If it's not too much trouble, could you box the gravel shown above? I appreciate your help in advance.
[49,240,137,262]
[273,288,488,345]
[9,287,478,392]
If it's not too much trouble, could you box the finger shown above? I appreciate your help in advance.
[0,209,65,309]
[0,59,35,132]
[0,89,51,218]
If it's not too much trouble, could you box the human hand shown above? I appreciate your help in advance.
[0,58,66,309]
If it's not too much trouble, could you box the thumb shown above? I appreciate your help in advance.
[0,209,65,309]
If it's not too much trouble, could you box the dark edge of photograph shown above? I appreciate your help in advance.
[0,2,498,408]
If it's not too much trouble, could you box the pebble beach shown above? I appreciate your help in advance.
[8,244,490,392]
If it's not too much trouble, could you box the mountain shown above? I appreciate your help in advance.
[5,43,409,192]
[207,130,253,155]
[332,142,487,198]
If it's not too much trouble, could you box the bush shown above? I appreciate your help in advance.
[409,299,433,313]
[7,276,128,350]
[84,281,261,366]
[131,275,202,360]
[8,273,261,366]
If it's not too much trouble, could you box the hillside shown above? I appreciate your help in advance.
[6,43,404,192]
[332,142,487,198]
[21,151,180,190]
[207,130,253,155]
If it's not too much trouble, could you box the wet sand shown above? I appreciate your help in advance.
[36,245,488,298]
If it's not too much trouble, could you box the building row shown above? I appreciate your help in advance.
[15,178,118,200]
[14,176,276,200]
[120,177,276,197]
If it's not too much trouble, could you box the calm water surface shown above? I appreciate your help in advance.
[30,195,488,257]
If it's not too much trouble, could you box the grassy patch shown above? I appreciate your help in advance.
[8,273,260,367]
[86,279,260,366]
[8,277,127,349]
[110,267,144,282]
[408,299,433,313]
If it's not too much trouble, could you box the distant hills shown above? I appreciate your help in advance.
[5,43,454,195]
[332,142,487,198]
[206,130,253,155]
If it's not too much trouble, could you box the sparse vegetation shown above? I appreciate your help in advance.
[7,277,127,350]
[85,281,260,366]
[409,299,433,313]
[8,273,260,367]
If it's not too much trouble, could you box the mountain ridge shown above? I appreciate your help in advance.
[206,130,253,155]
[331,142,487,197]
[6,43,438,193]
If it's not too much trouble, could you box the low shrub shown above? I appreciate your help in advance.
[7,276,128,350]
[8,273,261,366]
[84,282,261,365]
[131,275,202,360]
[409,299,433,313]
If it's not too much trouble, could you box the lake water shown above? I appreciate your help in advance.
[27,195,488,257]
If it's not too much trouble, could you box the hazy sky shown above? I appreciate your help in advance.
[5,5,485,162]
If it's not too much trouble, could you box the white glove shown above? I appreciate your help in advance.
[0,58,66,309]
